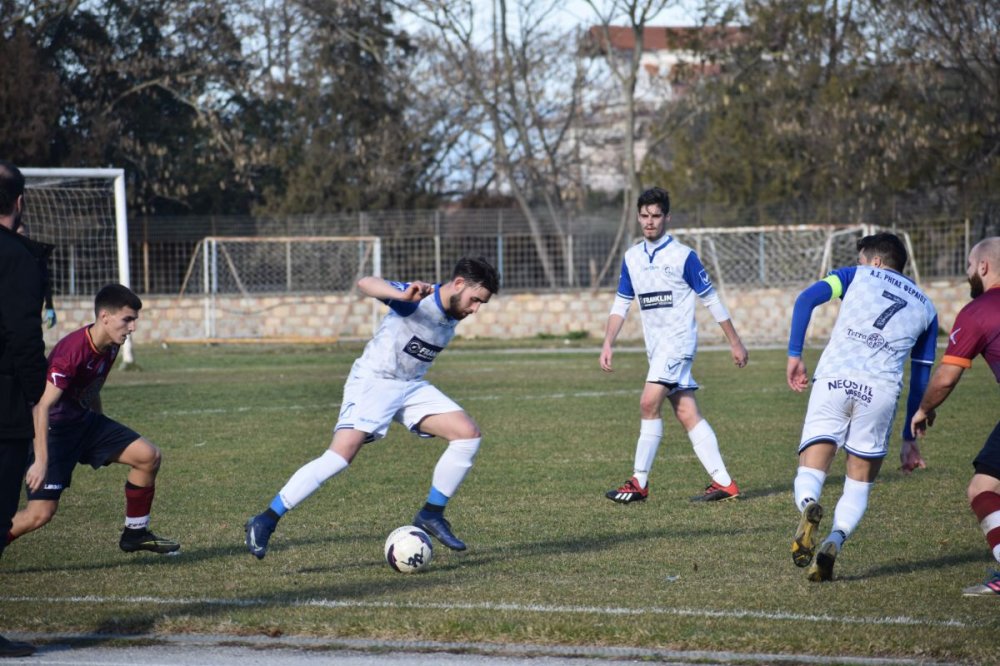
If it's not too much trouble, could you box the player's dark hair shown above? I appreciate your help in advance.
[857,233,907,272]
[453,256,500,294]
[637,187,670,215]
[0,160,25,217]
[95,283,142,316]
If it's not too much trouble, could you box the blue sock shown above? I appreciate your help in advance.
[269,495,288,518]
[426,486,449,507]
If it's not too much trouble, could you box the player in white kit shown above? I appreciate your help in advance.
[601,187,749,504]
[787,233,937,581]
[245,257,499,557]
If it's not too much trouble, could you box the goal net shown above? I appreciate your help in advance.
[179,236,382,340]
[20,168,134,365]
[668,224,919,291]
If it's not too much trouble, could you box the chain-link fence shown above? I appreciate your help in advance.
[123,208,996,296]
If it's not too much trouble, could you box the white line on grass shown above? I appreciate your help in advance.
[0,595,975,629]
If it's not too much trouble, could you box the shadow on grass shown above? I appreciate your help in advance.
[840,549,987,582]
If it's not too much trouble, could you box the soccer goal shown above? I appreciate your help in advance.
[178,235,382,341]
[20,168,135,366]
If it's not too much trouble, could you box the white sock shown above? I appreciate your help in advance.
[831,477,873,539]
[431,438,481,498]
[794,466,827,512]
[825,529,847,552]
[688,419,732,487]
[632,419,663,488]
[278,450,349,510]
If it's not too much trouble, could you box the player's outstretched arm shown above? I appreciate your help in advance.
[356,277,432,302]
[600,314,625,372]
[910,363,964,437]
[25,381,63,493]
[718,319,748,368]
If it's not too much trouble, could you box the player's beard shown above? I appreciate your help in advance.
[969,272,985,298]
[448,292,467,320]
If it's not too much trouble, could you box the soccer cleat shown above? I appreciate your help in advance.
[413,511,466,551]
[690,480,740,502]
[119,527,180,554]
[244,513,277,560]
[792,501,824,567]
[961,570,1000,597]
[605,477,649,504]
[807,540,838,582]
[0,635,36,658]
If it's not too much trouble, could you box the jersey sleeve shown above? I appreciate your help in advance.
[615,258,635,299]
[910,315,938,367]
[47,340,79,390]
[787,280,834,357]
[681,252,713,296]
[383,281,420,316]
[942,306,985,369]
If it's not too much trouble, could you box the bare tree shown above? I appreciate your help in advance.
[580,0,677,289]
[399,0,591,288]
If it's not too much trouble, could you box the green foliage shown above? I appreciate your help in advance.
[647,0,1000,224]
[2,344,999,661]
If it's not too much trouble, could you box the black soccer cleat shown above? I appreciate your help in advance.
[690,480,740,502]
[807,540,838,582]
[119,527,180,554]
[244,513,277,560]
[606,477,649,503]
[413,511,466,551]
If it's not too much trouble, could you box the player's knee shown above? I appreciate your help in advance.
[138,443,162,474]
[454,424,481,441]
[968,473,1000,503]
[638,398,661,418]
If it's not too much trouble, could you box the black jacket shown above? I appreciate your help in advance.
[0,226,47,440]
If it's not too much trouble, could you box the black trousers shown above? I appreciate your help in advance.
[0,438,29,558]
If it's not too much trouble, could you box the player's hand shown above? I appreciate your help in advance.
[899,438,927,475]
[910,407,935,438]
[787,356,809,392]
[599,345,614,372]
[731,340,748,368]
[400,281,433,301]
[24,459,46,493]
[43,308,57,328]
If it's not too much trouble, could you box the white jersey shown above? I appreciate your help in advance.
[351,282,458,382]
[615,236,715,360]
[813,265,937,388]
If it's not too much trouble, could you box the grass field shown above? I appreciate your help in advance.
[2,341,998,662]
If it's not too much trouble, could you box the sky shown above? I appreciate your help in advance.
[555,1,702,27]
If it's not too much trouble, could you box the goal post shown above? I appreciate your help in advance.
[20,168,135,366]
[179,235,382,341]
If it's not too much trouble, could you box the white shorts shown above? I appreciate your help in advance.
[646,354,699,393]
[335,374,463,442]
[799,377,900,459]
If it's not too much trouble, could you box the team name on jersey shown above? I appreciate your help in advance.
[403,336,443,363]
[638,291,673,310]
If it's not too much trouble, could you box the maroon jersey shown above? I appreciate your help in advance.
[942,286,1000,383]
[47,325,119,423]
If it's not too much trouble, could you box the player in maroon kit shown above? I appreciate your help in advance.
[6,284,179,554]
[911,237,1000,596]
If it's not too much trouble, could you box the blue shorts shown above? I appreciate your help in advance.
[26,411,140,501]
[973,421,1000,481]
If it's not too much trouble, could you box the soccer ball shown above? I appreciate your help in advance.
[384,525,433,573]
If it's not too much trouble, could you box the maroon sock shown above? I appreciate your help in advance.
[125,482,155,528]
